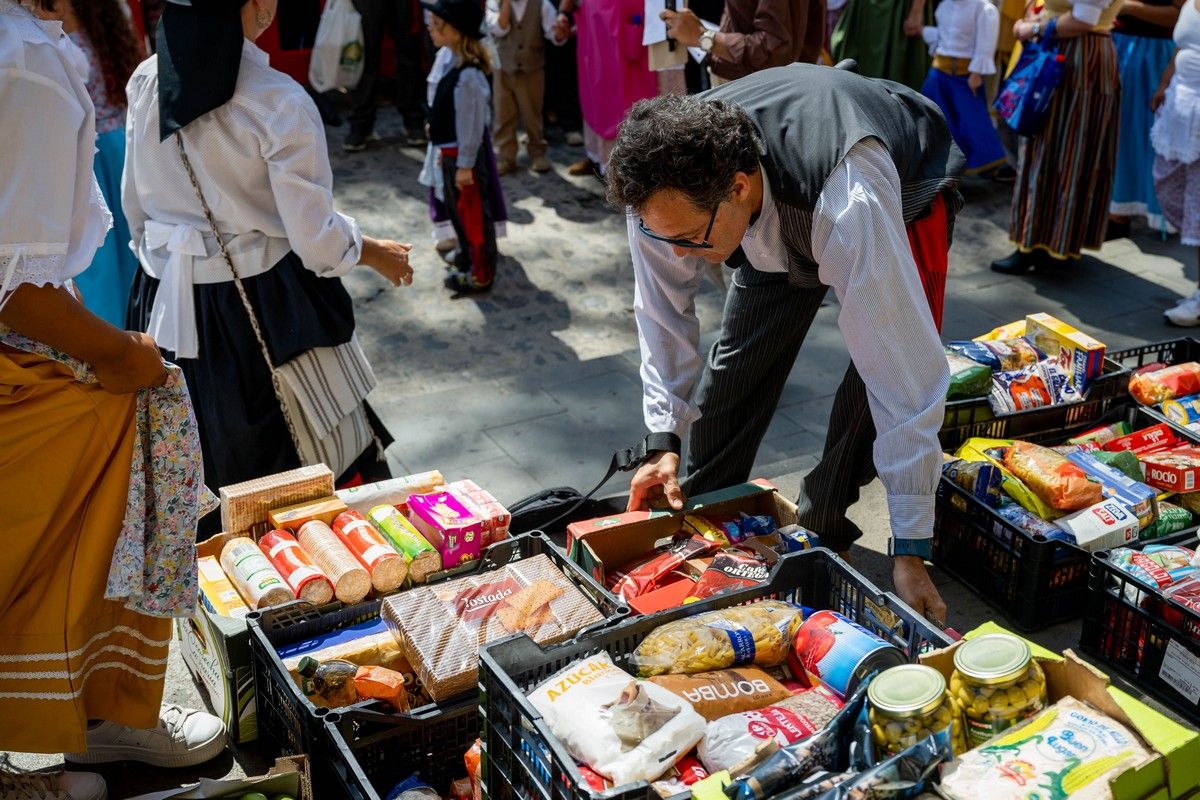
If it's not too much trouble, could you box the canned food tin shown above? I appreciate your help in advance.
[868,664,967,756]
[951,633,1048,747]
[788,610,905,698]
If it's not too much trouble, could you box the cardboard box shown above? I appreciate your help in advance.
[221,465,334,538]
[921,623,1200,800]
[1025,312,1106,393]
[1142,448,1200,493]
[566,481,797,588]
[407,490,484,568]
[565,480,780,555]
[267,495,348,532]
[124,756,311,800]
[1066,450,1158,530]
[1053,498,1140,552]
[1105,424,1182,456]
[177,532,256,744]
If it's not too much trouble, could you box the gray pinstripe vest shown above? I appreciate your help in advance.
[703,64,964,287]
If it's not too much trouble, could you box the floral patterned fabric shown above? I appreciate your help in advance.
[0,323,215,618]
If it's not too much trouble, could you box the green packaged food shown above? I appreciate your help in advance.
[1091,449,1143,482]
[946,349,992,401]
[1142,501,1193,539]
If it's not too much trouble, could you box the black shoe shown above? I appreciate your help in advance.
[444,272,492,294]
[1105,219,1131,241]
[343,128,378,152]
[989,164,1017,184]
[990,250,1037,275]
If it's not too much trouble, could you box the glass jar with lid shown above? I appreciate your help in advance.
[951,633,1048,748]
[867,664,967,757]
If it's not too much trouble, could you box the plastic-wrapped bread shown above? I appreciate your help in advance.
[297,521,372,604]
[219,537,294,609]
[381,554,605,701]
[332,510,408,593]
[367,504,442,584]
[258,529,335,605]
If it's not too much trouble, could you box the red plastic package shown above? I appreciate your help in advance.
[464,739,482,800]
[609,536,717,601]
[1129,362,1200,405]
[687,551,772,601]
[675,756,709,786]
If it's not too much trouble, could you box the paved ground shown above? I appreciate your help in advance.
[7,111,1200,796]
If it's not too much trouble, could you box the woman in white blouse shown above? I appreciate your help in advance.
[123,0,413,531]
[0,1,224,795]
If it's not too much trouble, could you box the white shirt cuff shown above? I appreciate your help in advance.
[1071,2,1104,26]
[887,493,935,540]
[328,214,363,277]
[968,55,996,75]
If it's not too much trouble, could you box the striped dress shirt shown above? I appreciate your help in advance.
[630,138,950,541]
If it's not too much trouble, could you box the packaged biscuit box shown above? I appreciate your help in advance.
[1023,313,1106,393]
[381,554,605,701]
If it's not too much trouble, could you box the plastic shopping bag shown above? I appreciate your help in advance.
[309,0,365,92]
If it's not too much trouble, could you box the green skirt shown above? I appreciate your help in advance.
[831,0,931,90]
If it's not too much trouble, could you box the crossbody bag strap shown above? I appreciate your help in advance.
[174,133,306,459]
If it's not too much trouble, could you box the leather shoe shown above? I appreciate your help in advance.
[990,250,1037,275]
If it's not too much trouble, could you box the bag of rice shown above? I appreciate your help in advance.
[528,652,706,786]
[941,697,1153,800]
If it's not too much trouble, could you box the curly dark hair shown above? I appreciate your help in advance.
[605,94,762,213]
[67,0,144,109]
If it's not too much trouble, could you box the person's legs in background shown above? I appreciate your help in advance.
[346,0,388,150]
[516,68,552,171]
[544,0,583,143]
[493,69,521,174]
[387,0,428,144]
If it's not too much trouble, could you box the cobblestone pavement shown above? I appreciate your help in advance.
[7,110,1200,795]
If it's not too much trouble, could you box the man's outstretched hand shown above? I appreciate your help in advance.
[892,555,948,627]
[627,451,686,512]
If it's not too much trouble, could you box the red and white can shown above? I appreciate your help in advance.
[332,510,408,592]
[258,528,334,605]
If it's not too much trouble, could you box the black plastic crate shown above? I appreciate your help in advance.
[1080,530,1200,725]
[478,548,953,800]
[248,532,626,797]
[940,356,1130,452]
[1110,338,1200,441]
[934,404,1195,632]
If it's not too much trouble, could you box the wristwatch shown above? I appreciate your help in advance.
[888,537,933,561]
[699,29,716,53]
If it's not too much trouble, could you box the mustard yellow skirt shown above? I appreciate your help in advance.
[0,346,169,753]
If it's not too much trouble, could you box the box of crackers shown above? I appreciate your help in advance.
[380,553,605,702]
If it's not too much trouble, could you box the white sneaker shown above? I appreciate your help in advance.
[0,770,106,800]
[64,705,226,768]
[1165,289,1200,327]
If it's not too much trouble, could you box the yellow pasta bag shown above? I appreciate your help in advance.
[954,438,1063,520]
[631,601,803,678]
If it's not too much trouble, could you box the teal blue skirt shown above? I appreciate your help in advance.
[76,128,139,327]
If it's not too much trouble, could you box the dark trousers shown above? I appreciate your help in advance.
[349,0,424,133]
[682,269,876,552]
[684,195,952,552]
[441,147,499,285]
[544,32,581,131]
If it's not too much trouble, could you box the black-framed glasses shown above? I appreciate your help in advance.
[638,205,719,249]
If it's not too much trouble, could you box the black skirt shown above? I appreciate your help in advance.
[127,251,392,538]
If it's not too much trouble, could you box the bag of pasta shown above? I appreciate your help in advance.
[1002,441,1102,511]
[631,601,803,677]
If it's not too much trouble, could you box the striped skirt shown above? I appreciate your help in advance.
[1010,33,1121,258]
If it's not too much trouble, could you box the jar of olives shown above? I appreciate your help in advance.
[867,664,967,757]
[951,633,1048,748]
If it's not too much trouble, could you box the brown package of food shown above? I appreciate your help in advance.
[648,667,791,720]
[381,554,605,701]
